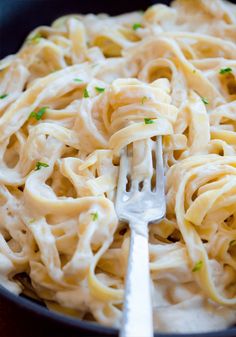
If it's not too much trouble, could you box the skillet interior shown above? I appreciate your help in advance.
[0,0,236,336]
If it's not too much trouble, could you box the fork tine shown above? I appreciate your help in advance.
[143,178,151,191]
[116,147,129,200]
[130,179,138,193]
[155,136,165,197]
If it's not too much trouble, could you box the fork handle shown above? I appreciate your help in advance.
[120,224,153,337]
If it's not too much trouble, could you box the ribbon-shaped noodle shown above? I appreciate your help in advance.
[0,0,236,333]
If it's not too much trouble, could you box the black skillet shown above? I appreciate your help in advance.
[0,0,236,336]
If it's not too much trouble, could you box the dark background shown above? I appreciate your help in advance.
[1,0,236,337]
[0,0,170,58]
[0,295,78,337]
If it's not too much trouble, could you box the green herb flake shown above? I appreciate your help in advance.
[144,118,155,125]
[141,96,148,104]
[83,88,90,98]
[74,78,83,82]
[91,212,98,221]
[95,87,105,93]
[28,219,36,224]
[192,69,196,74]
[192,260,203,272]
[35,162,49,171]
[28,33,42,43]
[229,240,236,247]
[0,94,8,99]
[132,23,142,31]
[30,106,48,121]
[219,67,232,75]
[201,97,209,105]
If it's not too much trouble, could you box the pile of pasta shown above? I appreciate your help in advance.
[0,0,236,333]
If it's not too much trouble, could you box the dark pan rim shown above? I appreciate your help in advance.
[1,285,236,337]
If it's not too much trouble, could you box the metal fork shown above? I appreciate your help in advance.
[115,136,166,337]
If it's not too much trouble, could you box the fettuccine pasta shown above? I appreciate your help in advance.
[0,0,236,333]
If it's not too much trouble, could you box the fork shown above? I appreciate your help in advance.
[115,136,166,337]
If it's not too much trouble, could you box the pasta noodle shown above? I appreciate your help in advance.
[0,0,236,333]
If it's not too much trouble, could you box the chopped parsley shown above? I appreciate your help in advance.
[91,212,98,221]
[35,162,49,171]
[28,219,36,224]
[192,69,196,74]
[219,67,232,75]
[30,106,48,120]
[192,260,203,272]
[201,97,209,105]
[141,96,148,104]
[95,87,105,93]
[83,88,89,98]
[132,23,142,31]
[28,33,42,43]
[74,78,83,82]
[0,94,8,99]
[144,118,155,125]
[229,240,236,247]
